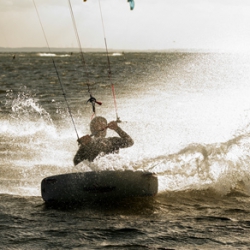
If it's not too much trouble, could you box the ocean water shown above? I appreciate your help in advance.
[1,52,250,249]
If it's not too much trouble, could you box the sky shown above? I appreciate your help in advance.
[1,0,250,51]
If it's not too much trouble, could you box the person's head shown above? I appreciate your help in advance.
[90,116,107,138]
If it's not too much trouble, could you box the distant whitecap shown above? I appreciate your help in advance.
[38,53,56,57]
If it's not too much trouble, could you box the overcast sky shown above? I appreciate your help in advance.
[1,0,250,51]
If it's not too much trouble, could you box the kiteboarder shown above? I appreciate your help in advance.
[73,116,134,165]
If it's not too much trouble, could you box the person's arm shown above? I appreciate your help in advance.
[74,135,92,165]
[74,135,99,164]
[108,121,134,148]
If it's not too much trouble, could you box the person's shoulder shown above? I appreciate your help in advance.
[108,136,122,143]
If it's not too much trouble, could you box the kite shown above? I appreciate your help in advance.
[127,0,134,10]
[83,0,135,10]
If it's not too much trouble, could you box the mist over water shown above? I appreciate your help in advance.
[1,52,250,198]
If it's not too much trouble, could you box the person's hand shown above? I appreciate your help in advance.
[107,121,119,131]
[77,135,92,145]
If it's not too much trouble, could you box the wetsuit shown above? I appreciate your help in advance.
[73,126,134,165]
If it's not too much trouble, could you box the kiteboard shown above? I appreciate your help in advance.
[41,170,158,203]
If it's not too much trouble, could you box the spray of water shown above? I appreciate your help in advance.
[5,86,52,124]
[2,70,250,197]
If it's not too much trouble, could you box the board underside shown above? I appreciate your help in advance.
[41,170,158,203]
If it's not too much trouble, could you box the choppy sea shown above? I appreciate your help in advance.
[1,52,250,249]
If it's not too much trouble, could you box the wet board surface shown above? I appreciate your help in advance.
[41,170,158,203]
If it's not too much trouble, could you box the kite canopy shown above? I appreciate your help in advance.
[128,0,135,10]
[82,0,135,10]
